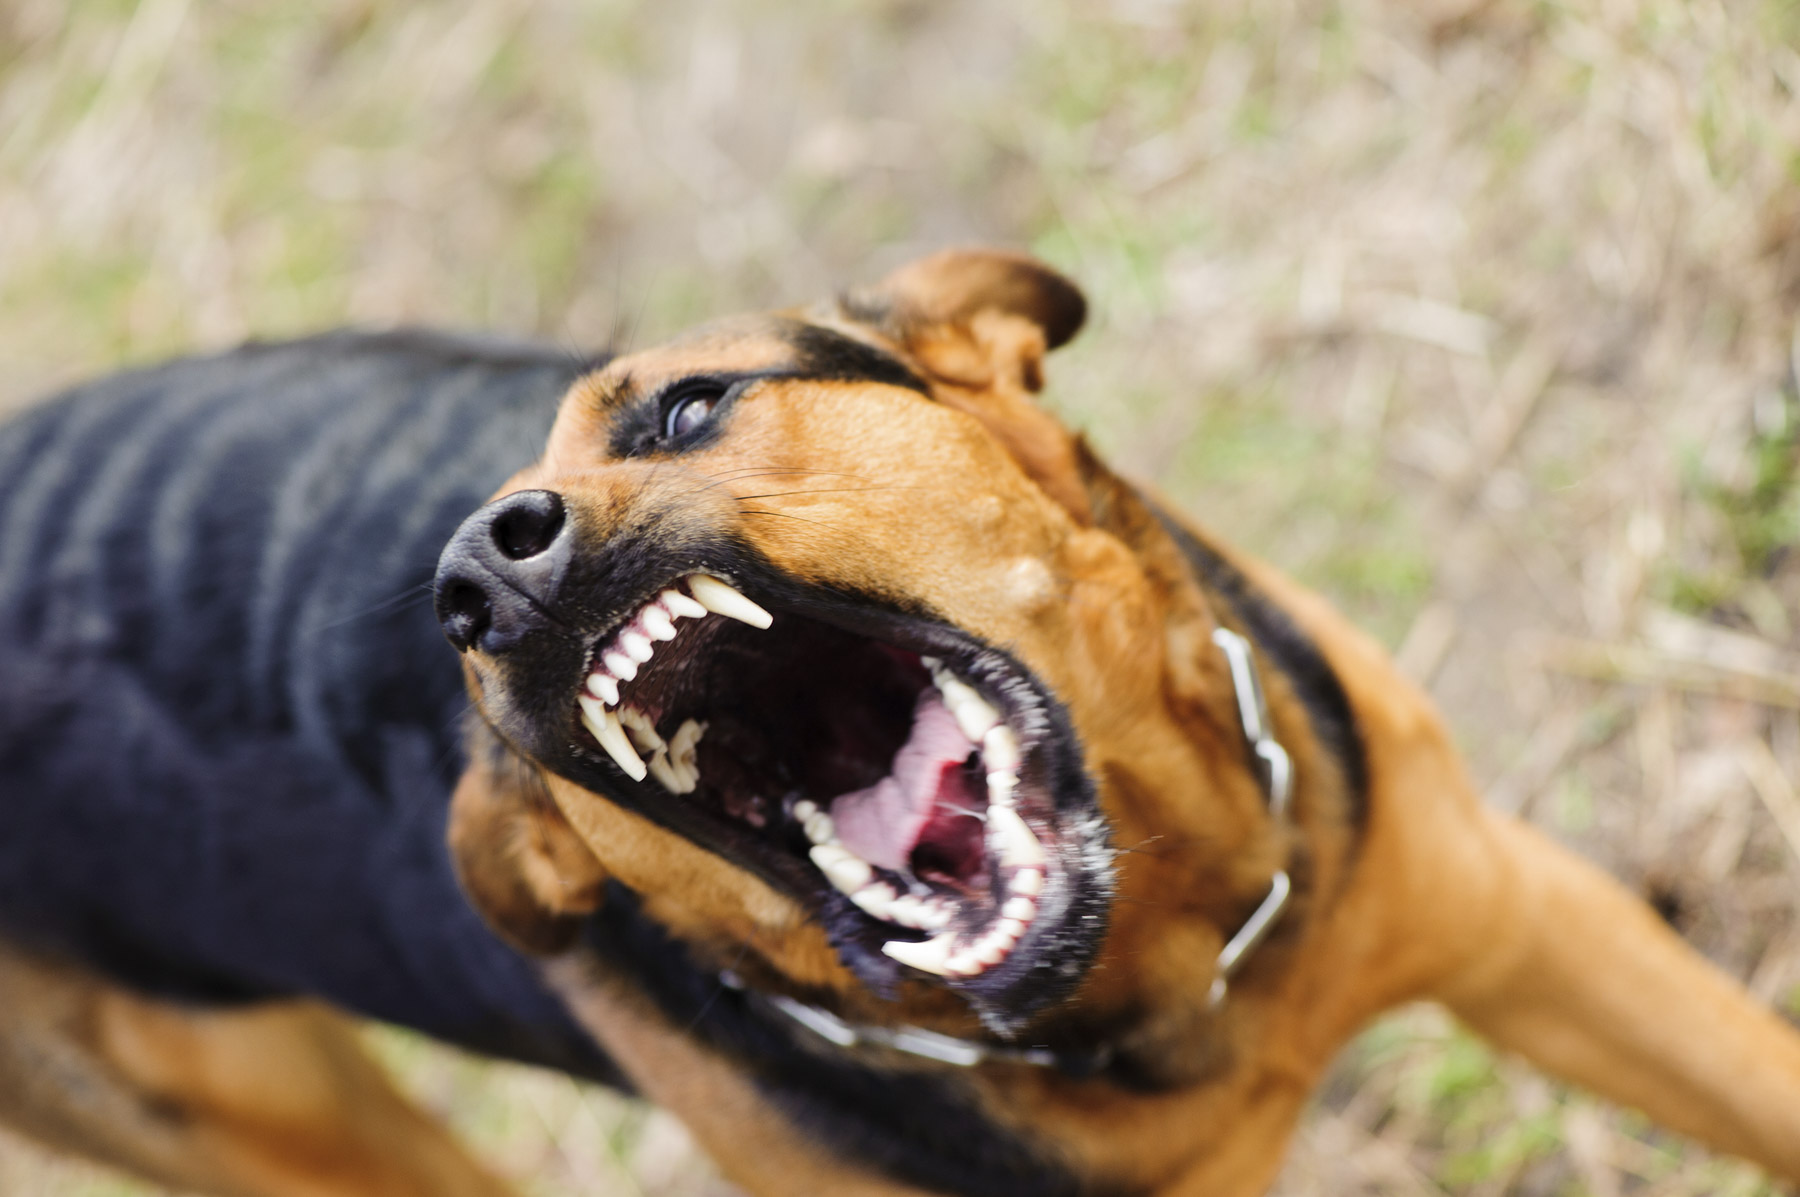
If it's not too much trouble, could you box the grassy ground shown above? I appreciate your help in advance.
[2,0,1799,1192]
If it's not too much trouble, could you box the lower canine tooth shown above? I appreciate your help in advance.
[618,706,666,754]
[579,696,646,781]
[881,931,956,975]
[987,804,1046,867]
[688,574,774,629]
[647,751,691,794]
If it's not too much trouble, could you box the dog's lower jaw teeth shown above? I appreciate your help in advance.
[987,804,1046,868]
[578,695,646,781]
[881,931,956,976]
[688,574,774,629]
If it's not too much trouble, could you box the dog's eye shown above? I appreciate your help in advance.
[663,382,727,439]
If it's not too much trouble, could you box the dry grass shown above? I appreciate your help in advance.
[2,0,1799,1192]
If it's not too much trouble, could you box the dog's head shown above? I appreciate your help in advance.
[436,251,1284,1042]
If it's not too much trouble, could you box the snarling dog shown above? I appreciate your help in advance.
[3,253,1799,1196]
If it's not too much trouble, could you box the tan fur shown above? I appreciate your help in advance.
[0,941,516,1197]
[453,250,1800,1193]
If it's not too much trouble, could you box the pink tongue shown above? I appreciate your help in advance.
[830,691,977,871]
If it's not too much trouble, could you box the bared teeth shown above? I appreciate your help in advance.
[578,695,646,781]
[982,725,1020,773]
[987,804,1046,868]
[620,630,655,663]
[810,844,874,894]
[639,606,677,641]
[851,882,897,919]
[803,808,835,845]
[618,706,664,754]
[882,931,956,975]
[1011,867,1044,897]
[602,650,637,682]
[586,673,620,706]
[661,588,707,620]
[688,574,773,629]
[938,674,999,742]
[1002,896,1036,922]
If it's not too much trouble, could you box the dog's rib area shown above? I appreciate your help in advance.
[569,577,1060,981]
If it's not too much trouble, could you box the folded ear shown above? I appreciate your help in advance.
[838,249,1095,522]
[448,722,608,955]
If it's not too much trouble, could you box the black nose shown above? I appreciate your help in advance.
[434,489,570,653]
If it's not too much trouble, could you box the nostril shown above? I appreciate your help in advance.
[438,579,493,653]
[491,490,565,561]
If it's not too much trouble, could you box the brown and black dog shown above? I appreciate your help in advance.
[3,250,1800,1195]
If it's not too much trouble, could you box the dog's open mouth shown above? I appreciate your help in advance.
[558,570,1109,1009]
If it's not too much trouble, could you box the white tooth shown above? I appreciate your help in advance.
[647,750,692,794]
[940,677,999,740]
[921,655,941,670]
[889,894,926,927]
[881,932,956,975]
[987,771,1018,805]
[668,719,705,781]
[586,672,620,706]
[792,799,819,822]
[975,940,1008,966]
[579,695,646,781]
[688,574,773,629]
[621,630,655,663]
[804,810,835,845]
[996,916,1027,941]
[851,882,897,918]
[618,706,665,753]
[603,650,637,682]
[661,589,707,619]
[987,804,1046,867]
[640,606,677,640]
[946,950,984,977]
[1011,867,1044,897]
[810,845,874,894]
[1002,896,1036,922]
[983,725,1020,772]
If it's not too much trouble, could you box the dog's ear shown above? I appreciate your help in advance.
[448,722,608,955]
[840,249,1095,522]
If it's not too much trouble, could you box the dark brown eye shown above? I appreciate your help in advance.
[663,380,728,439]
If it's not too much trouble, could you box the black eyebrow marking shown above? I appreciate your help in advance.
[775,321,929,394]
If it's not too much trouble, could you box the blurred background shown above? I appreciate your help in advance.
[2,0,1798,1193]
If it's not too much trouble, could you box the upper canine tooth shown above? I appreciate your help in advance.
[688,574,773,629]
[640,606,677,641]
[987,804,1046,867]
[587,672,620,706]
[661,589,707,620]
[602,650,638,682]
[939,676,999,740]
[881,931,956,976]
[620,630,655,663]
[982,725,1020,773]
[578,695,646,781]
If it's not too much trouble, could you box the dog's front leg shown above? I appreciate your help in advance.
[1435,808,1800,1180]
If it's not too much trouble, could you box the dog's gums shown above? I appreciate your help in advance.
[569,572,1061,983]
